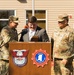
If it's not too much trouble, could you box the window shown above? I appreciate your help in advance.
[26,10,46,29]
[0,10,15,32]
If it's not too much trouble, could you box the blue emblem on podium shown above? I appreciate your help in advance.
[31,49,49,67]
[35,53,46,63]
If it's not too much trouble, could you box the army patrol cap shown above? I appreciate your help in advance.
[58,13,69,21]
[9,16,19,23]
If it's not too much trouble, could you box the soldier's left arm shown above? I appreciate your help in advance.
[68,30,74,55]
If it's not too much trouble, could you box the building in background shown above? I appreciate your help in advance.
[0,0,74,38]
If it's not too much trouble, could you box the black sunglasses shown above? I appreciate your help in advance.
[15,23,18,25]
[58,21,65,24]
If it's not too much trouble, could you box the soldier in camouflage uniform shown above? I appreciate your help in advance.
[51,14,74,75]
[0,16,19,75]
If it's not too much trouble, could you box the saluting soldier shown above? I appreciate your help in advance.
[51,13,74,75]
[0,16,19,75]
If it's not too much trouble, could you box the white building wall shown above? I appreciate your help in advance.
[0,0,74,38]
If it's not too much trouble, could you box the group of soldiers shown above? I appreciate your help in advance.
[0,13,74,75]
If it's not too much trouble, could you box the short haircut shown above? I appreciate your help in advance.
[28,16,37,23]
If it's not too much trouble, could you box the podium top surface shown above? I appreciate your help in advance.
[9,42,51,44]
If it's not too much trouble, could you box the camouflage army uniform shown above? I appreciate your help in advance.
[0,25,18,75]
[52,25,74,75]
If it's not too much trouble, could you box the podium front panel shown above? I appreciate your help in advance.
[9,42,51,75]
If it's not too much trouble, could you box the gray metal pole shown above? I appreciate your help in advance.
[32,0,35,16]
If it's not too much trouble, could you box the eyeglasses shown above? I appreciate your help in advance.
[15,23,18,25]
[58,21,65,24]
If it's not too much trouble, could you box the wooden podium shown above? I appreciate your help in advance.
[9,42,51,75]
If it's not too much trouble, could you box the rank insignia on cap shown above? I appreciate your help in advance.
[11,49,29,67]
[31,49,49,67]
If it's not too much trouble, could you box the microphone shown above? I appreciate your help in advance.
[20,25,28,34]
[19,26,28,41]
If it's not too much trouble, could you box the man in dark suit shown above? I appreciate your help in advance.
[19,16,49,42]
